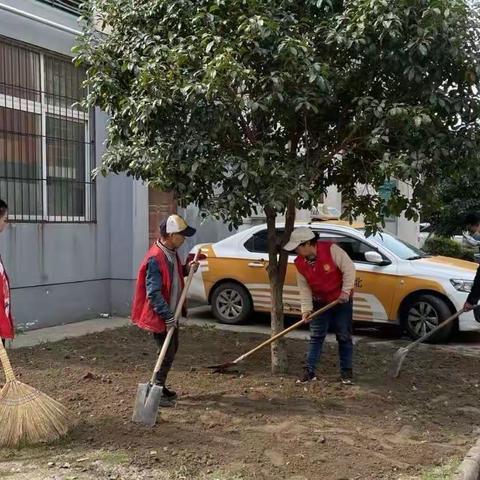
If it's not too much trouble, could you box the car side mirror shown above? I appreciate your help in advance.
[365,251,389,265]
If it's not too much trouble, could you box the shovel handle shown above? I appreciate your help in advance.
[149,249,202,384]
[234,300,340,364]
[150,327,175,385]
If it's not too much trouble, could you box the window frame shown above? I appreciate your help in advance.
[243,229,269,254]
[0,36,95,223]
[314,228,392,265]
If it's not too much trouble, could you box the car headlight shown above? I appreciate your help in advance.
[450,279,473,293]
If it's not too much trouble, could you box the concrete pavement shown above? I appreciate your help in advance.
[7,316,130,349]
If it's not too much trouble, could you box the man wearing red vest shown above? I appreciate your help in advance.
[132,214,197,406]
[284,227,356,384]
[0,199,14,346]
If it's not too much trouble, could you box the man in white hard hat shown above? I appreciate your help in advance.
[132,214,198,406]
[284,227,356,384]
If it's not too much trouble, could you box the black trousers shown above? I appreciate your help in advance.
[153,328,179,386]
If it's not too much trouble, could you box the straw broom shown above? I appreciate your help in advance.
[0,340,73,447]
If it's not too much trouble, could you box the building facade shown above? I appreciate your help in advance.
[0,0,152,330]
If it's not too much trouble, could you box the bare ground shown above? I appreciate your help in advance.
[1,324,479,480]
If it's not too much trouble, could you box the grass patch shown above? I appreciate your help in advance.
[420,459,460,480]
[94,450,130,465]
[168,466,246,480]
[0,472,17,479]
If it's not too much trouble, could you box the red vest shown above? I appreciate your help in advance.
[131,243,185,334]
[294,242,344,304]
[0,256,14,339]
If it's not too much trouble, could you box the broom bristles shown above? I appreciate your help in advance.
[0,379,73,447]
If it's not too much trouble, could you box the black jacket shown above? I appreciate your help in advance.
[467,265,480,305]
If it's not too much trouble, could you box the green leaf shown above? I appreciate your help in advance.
[206,41,215,53]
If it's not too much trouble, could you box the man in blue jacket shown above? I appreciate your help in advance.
[132,214,197,407]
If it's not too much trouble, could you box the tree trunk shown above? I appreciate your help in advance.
[266,198,296,375]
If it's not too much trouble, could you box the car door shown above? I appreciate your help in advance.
[241,229,274,312]
[243,229,302,314]
[315,229,400,323]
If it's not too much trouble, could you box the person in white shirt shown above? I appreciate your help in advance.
[462,212,480,250]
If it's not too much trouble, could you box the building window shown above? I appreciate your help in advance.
[0,37,95,222]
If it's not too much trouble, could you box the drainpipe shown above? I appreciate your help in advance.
[0,2,81,36]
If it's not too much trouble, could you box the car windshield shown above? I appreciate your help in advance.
[359,230,428,261]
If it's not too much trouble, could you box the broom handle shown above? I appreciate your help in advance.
[0,340,15,382]
[149,249,201,384]
[234,300,340,364]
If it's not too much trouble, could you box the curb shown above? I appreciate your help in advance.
[455,438,480,480]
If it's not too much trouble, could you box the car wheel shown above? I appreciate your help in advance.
[402,294,455,343]
[211,282,253,325]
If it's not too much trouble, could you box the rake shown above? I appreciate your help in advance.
[389,306,480,378]
[207,300,339,373]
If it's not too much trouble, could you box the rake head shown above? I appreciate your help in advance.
[389,346,409,379]
[206,361,239,374]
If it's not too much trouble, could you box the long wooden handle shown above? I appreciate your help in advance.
[150,327,175,384]
[406,310,462,350]
[234,300,340,364]
[407,305,480,350]
[149,249,201,384]
[0,340,15,382]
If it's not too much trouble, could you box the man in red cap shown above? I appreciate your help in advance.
[132,214,198,406]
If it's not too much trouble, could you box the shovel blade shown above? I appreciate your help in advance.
[389,347,409,379]
[132,383,163,426]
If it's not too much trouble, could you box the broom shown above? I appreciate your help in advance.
[0,340,73,447]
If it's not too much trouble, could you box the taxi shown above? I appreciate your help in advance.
[187,220,480,341]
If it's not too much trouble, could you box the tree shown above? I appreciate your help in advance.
[75,0,480,373]
[421,161,480,236]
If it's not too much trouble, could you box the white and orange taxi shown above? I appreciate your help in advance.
[187,220,480,341]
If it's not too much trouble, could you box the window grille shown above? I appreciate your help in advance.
[35,1,82,16]
[0,36,96,222]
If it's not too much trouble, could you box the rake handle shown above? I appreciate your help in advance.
[406,309,464,350]
[406,304,480,350]
[0,340,15,382]
[149,249,201,384]
[233,300,340,364]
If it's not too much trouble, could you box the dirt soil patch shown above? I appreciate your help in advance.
[1,324,479,480]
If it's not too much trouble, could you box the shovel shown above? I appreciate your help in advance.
[389,306,480,378]
[207,300,340,373]
[132,250,201,426]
